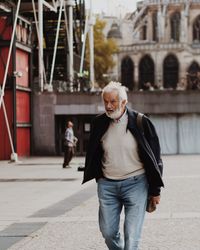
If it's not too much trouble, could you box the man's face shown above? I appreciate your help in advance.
[103,91,126,119]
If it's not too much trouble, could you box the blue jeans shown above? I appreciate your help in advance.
[97,173,148,250]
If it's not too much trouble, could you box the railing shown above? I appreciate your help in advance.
[16,15,32,46]
[121,42,200,53]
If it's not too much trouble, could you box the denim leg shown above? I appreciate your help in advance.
[122,174,148,250]
[97,179,124,250]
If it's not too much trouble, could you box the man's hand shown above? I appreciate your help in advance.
[151,195,161,207]
[146,195,161,213]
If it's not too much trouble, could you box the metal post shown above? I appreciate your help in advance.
[32,0,47,86]
[89,1,95,90]
[66,0,74,92]
[0,85,17,161]
[49,0,64,89]
[64,4,70,51]
[12,7,17,155]
[79,10,89,75]
[38,0,44,92]
[0,0,21,108]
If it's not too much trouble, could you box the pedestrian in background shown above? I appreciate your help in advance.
[82,81,164,250]
[63,121,78,168]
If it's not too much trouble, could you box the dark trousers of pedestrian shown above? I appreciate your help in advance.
[63,146,74,168]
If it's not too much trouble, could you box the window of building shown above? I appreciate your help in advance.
[152,12,158,42]
[170,12,180,42]
[140,25,147,40]
[139,55,155,90]
[193,15,200,42]
[163,54,179,89]
[187,62,200,90]
[121,57,134,90]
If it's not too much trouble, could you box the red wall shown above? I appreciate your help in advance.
[16,91,31,156]
[16,91,30,123]
[0,16,12,40]
[0,91,13,160]
[16,128,30,156]
[0,17,31,159]
[0,47,12,84]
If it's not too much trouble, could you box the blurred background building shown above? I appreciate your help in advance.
[1,0,200,161]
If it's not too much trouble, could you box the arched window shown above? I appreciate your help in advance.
[121,57,134,90]
[163,54,179,89]
[170,12,180,42]
[140,25,147,40]
[193,15,200,42]
[139,55,155,89]
[152,12,158,42]
[187,62,200,90]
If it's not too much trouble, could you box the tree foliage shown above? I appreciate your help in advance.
[85,18,118,88]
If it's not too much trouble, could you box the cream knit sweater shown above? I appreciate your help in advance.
[101,113,145,180]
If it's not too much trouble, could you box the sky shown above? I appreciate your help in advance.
[84,0,138,17]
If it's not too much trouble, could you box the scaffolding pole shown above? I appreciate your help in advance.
[0,86,18,161]
[0,0,21,162]
[49,0,64,88]
[32,0,47,86]
[64,4,72,77]
[79,10,89,75]
[89,0,95,90]
[38,0,44,92]
[66,0,74,91]
[0,0,21,108]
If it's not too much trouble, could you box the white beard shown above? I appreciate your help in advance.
[105,106,123,120]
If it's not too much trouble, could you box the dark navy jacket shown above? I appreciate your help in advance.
[82,107,164,196]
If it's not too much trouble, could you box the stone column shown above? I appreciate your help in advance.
[147,11,153,42]
[180,10,186,43]
[155,51,163,89]
[157,5,163,42]
[183,3,189,43]
[134,62,139,90]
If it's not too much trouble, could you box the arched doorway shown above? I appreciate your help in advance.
[187,61,200,90]
[139,55,155,89]
[121,57,134,90]
[163,54,179,89]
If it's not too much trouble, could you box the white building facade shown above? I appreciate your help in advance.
[109,0,200,91]
[104,1,200,154]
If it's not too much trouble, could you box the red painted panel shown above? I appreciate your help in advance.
[16,91,30,123]
[0,16,12,40]
[0,47,13,85]
[16,128,30,156]
[16,49,29,87]
[0,90,13,160]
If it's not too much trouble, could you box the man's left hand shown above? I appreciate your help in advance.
[151,195,160,207]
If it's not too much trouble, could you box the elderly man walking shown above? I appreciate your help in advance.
[83,81,164,250]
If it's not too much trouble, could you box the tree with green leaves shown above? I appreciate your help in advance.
[85,18,118,88]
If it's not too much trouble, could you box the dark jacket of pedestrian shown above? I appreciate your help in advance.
[82,107,164,196]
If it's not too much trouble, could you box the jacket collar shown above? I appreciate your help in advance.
[127,107,138,129]
[102,107,137,129]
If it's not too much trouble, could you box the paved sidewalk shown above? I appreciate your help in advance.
[0,155,200,249]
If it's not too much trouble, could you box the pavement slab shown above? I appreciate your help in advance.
[0,155,199,250]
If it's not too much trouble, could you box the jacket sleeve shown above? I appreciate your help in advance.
[83,116,104,184]
[143,116,163,173]
[84,117,97,165]
[142,116,164,196]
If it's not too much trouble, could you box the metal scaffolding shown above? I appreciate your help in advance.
[0,0,87,160]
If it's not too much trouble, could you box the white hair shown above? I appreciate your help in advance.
[102,81,128,103]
